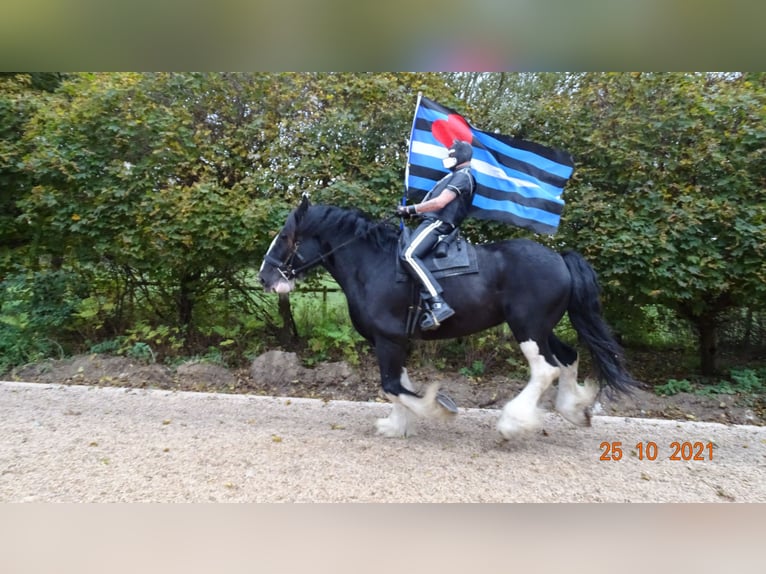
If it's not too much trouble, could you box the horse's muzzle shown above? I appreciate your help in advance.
[262,277,294,294]
[273,279,293,294]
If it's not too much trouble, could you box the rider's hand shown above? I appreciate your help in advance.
[396,204,417,218]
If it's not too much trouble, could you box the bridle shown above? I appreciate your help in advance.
[262,240,305,282]
[263,213,398,281]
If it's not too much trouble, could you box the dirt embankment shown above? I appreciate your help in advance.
[7,351,764,426]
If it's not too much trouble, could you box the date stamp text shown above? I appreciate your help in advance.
[599,441,714,461]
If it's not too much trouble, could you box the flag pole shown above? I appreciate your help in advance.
[403,91,423,207]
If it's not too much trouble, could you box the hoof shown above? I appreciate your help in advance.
[496,405,544,440]
[556,406,593,427]
[497,421,542,441]
[436,391,458,414]
[375,402,416,438]
[399,383,455,421]
[375,416,412,438]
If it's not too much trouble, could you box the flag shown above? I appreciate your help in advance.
[405,95,574,235]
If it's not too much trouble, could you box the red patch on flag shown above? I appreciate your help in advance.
[431,114,472,148]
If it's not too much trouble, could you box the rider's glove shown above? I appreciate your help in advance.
[395,204,417,218]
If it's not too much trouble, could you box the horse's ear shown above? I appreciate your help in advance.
[296,193,310,222]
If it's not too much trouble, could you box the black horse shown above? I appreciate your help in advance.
[259,196,640,439]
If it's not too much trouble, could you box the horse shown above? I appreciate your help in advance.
[259,195,641,439]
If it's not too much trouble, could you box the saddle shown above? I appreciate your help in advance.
[396,227,479,337]
[395,227,479,282]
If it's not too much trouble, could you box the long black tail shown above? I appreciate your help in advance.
[561,250,642,396]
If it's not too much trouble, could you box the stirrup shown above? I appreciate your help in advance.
[420,305,455,331]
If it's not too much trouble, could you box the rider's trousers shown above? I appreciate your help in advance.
[400,218,454,298]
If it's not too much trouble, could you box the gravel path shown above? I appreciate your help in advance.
[1,380,764,502]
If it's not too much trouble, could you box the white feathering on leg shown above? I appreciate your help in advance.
[555,360,599,426]
[497,340,559,439]
[398,381,455,421]
[375,396,416,437]
[375,369,417,437]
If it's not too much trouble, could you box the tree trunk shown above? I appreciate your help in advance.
[277,293,298,346]
[177,272,200,339]
[742,308,754,349]
[697,312,718,376]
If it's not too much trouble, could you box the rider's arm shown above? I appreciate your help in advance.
[414,189,457,214]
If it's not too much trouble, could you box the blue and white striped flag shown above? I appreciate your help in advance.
[405,95,574,235]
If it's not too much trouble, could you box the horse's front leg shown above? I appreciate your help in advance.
[375,367,418,438]
[373,338,456,438]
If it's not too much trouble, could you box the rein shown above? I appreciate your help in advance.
[271,213,399,280]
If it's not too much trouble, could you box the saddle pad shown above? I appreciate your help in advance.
[396,237,479,282]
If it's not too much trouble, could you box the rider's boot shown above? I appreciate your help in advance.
[420,294,455,331]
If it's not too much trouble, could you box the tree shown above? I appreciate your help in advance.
[267,72,453,218]
[525,72,766,375]
[15,73,455,351]
[19,73,285,338]
[0,73,65,276]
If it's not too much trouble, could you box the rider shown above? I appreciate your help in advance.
[396,139,475,331]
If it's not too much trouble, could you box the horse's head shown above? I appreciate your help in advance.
[259,195,311,294]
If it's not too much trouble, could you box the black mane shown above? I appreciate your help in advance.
[297,204,400,253]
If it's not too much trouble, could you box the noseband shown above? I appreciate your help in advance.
[263,241,304,281]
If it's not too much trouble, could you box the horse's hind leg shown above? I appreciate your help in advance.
[497,338,560,439]
[549,334,599,427]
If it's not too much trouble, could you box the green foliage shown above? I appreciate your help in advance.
[695,368,766,397]
[568,74,764,311]
[6,73,452,364]
[0,270,79,372]
[18,73,283,331]
[86,323,183,364]
[461,327,521,373]
[126,342,156,363]
[89,339,121,355]
[459,360,486,379]
[269,72,452,219]
[654,378,694,396]
[0,74,56,275]
[516,72,766,374]
[656,368,765,397]
[2,72,765,384]
[306,321,363,366]
[292,282,365,365]
[606,304,694,349]
[412,325,526,378]
[729,368,766,394]
[121,323,183,360]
